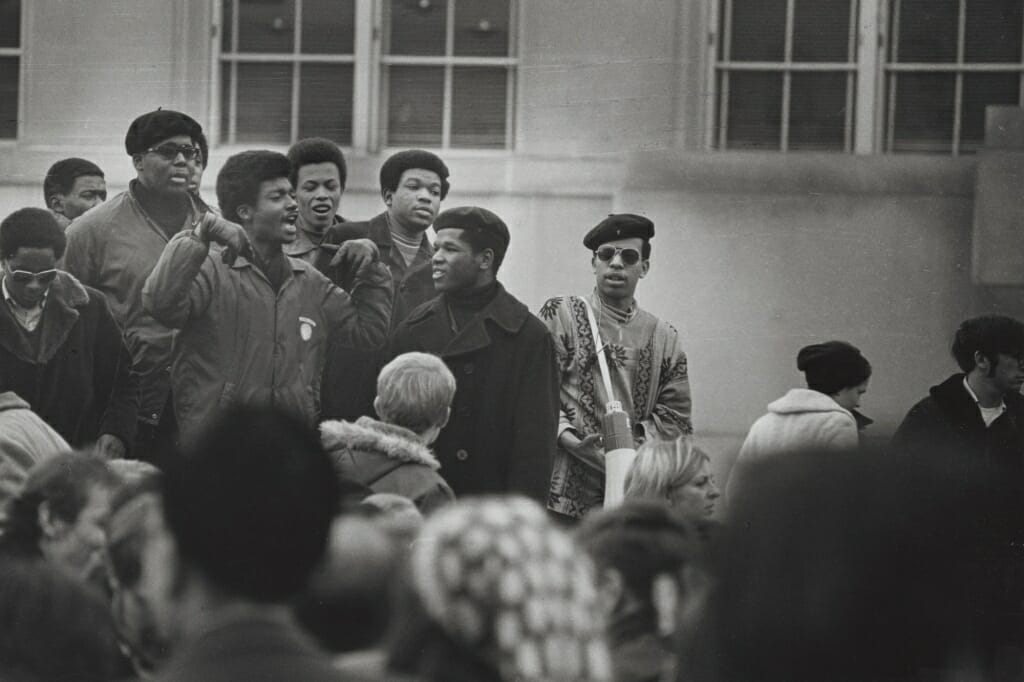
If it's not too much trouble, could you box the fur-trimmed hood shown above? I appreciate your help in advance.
[321,416,441,471]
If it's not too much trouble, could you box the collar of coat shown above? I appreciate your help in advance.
[929,372,1024,431]
[320,416,441,470]
[0,271,90,364]
[216,244,310,276]
[403,283,530,356]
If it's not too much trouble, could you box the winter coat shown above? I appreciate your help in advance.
[736,388,859,462]
[141,231,392,445]
[891,373,1024,481]
[0,392,68,527]
[316,212,436,421]
[0,272,137,448]
[390,286,559,502]
[320,417,454,514]
[64,188,213,426]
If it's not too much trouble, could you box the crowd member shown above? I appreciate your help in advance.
[728,341,872,503]
[0,452,120,581]
[0,208,136,457]
[624,438,720,519]
[540,214,692,519]
[152,406,352,682]
[390,206,558,502]
[0,558,122,681]
[0,385,68,527]
[104,468,175,675]
[684,449,1024,682]
[64,109,213,463]
[42,157,107,229]
[387,496,612,682]
[892,315,1024,481]
[284,137,347,265]
[320,351,456,514]
[577,501,710,682]
[320,149,449,421]
[141,150,392,444]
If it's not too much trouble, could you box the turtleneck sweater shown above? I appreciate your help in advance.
[444,280,499,333]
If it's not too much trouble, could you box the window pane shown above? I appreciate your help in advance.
[302,0,355,54]
[728,0,785,61]
[298,64,354,144]
[221,62,232,142]
[892,0,958,62]
[453,0,510,57]
[789,72,849,150]
[387,0,447,56]
[890,73,955,152]
[236,62,292,143]
[965,0,1023,63]
[725,71,782,149]
[961,73,1021,152]
[793,0,853,62]
[0,57,16,138]
[0,0,19,49]
[386,66,443,146]
[238,0,295,53]
[222,0,234,51]
[451,67,506,148]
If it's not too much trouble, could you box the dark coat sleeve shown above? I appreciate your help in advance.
[507,324,559,502]
[90,293,139,447]
[889,399,937,458]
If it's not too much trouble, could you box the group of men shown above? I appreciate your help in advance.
[7,108,693,521]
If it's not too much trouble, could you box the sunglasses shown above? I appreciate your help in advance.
[594,245,642,265]
[7,269,58,285]
[146,143,200,162]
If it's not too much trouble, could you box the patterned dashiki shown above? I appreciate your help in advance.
[538,291,692,518]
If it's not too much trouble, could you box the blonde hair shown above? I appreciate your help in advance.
[624,437,709,501]
[376,352,456,433]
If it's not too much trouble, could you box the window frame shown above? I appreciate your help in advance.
[0,0,24,141]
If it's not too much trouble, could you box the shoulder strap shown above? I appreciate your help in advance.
[580,297,621,410]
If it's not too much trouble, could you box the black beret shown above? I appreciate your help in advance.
[583,213,654,250]
[433,206,509,249]
[380,149,450,200]
[125,109,203,156]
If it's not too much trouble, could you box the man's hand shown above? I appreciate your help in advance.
[95,434,126,460]
[328,238,380,274]
[196,216,249,264]
[558,431,605,471]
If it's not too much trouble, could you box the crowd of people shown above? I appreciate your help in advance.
[0,107,1022,681]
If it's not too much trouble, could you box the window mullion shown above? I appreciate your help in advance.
[718,0,733,149]
[290,0,303,144]
[781,0,794,151]
[441,0,455,149]
[705,0,720,150]
[854,0,883,154]
[352,0,375,153]
[951,0,966,156]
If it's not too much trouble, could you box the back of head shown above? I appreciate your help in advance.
[0,558,121,681]
[625,437,707,502]
[577,501,704,607]
[380,149,450,200]
[688,448,1022,681]
[391,496,612,682]
[43,158,104,204]
[287,137,347,188]
[376,352,456,433]
[162,406,339,603]
[951,314,1024,372]
[0,207,67,261]
[796,340,871,395]
[216,150,291,223]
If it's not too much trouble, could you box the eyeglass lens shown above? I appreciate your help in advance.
[596,246,641,265]
[151,144,198,161]
[10,269,58,284]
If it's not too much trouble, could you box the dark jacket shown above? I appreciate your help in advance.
[0,272,137,448]
[891,373,1024,480]
[153,615,368,682]
[389,285,558,502]
[320,417,455,514]
[317,212,436,420]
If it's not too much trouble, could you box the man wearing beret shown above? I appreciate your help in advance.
[316,149,450,421]
[64,109,222,463]
[539,214,693,519]
[390,206,558,502]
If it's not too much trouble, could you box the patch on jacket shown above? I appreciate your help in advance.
[299,316,316,341]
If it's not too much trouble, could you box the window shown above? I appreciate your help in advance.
[0,0,20,139]
[215,0,517,150]
[711,0,1024,154]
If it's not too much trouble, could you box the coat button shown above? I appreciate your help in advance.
[455,449,469,461]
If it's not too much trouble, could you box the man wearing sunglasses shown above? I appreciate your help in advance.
[65,109,213,465]
[539,214,693,520]
[0,208,136,458]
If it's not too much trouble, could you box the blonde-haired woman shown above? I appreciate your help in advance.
[624,437,720,518]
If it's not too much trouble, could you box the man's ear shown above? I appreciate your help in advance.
[974,350,991,373]
[132,154,145,174]
[382,188,394,207]
[37,501,67,541]
[640,259,651,278]
[478,248,495,271]
[236,204,253,223]
[48,194,65,214]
